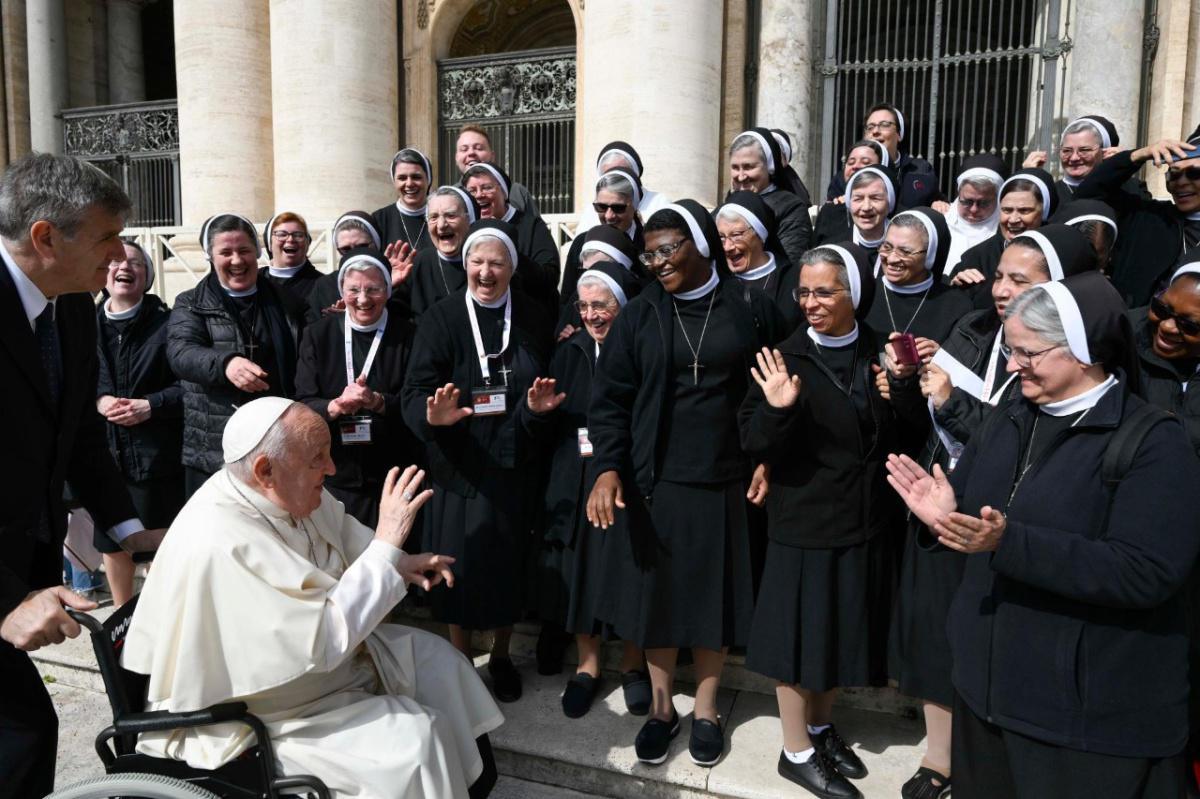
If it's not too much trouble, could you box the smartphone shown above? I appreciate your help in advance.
[893,333,921,366]
[1170,144,1200,163]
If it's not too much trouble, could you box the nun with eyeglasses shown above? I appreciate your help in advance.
[294,248,418,528]
[401,218,553,706]
[888,271,1200,799]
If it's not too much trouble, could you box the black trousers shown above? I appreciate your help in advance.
[0,642,57,799]
[952,692,1185,799]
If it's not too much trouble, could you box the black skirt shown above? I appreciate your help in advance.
[528,509,612,636]
[93,475,186,554]
[596,479,755,651]
[889,522,967,706]
[423,469,532,630]
[747,534,891,691]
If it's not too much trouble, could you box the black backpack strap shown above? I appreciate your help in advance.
[1101,402,1173,488]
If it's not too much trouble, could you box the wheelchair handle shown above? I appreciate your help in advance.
[66,607,105,634]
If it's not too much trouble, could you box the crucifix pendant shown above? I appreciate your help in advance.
[242,340,259,361]
[690,360,704,385]
[497,364,513,386]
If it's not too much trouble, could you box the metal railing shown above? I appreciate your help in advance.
[62,100,182,226]
[438,47,576,214]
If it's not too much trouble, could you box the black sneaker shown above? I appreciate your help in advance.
[621,669,652,716]
[561,672,599,719]
[812,725,867,779]
[634,709,680,765]
[487,656,522,703]
[777,750,863,799]
[689,717,724,766]
[901,766,951,799]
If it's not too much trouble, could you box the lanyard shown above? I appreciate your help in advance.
[344,316,386,386]
[980,330,1017,405]
[465,291,512,384]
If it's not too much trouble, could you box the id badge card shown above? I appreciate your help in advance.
[577,427,593,457]
[471,386,507,416]
[339,415,373,445]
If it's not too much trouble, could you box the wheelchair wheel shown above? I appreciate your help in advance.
[46,772,222,798]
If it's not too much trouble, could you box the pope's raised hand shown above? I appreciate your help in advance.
[375,465,433,551]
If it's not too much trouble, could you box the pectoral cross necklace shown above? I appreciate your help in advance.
[672,291,716,386]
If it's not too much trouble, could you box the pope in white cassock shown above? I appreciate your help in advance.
[121,396,504,798]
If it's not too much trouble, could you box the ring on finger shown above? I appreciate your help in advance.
[402,491,414,501]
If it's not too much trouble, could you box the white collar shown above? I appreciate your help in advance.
[807,322,860,348]
[1061,174,1082,189]
[1040,374,1118,417]
[736,253,777,282]
[439,252,463,264]
[1187,212,1200,221]
[348,307,388,333]
[501,205,517,223]
[223,283,258,298]
[884,272,934,294]
[624,221,637,240]
[469,288,510,309]
[672,264,720,300]
[853,226,886,248]
[268,263,304,279]
[396,200,426,217]
[104,297,142,321]
[760,184,777,195]
[0,238,51,331]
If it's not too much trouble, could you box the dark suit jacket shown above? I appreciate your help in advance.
[0,264,137,619]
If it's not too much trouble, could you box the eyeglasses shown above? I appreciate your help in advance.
[1150,294,1200,336]
[1059,147,1099,159]
[336,244,357,255]
[718,227,755,245]
[575,300,617,315]
[272,231,308,242]
[344,286,387,299]
[593,201,629,215]
[999,342,1062,368]
[957,197,995,210]
[864,121,896,133]
[1166,166,1200,184]
[638,240,687,266]
[792,287,846,302]
[878,242,927,259]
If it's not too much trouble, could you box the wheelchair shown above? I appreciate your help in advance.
[45,594,330,799]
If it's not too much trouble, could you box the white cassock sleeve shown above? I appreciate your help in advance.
[316,539,408,672]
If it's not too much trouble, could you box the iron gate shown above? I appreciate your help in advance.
[62,100,182,227]
[819,0,1072,199]
[438,46,576,214]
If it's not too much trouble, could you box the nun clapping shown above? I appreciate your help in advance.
[887,271,1200,798]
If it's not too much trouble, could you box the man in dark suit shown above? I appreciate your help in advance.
[0,153,156,797]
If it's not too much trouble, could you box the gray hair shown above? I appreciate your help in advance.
[729,133,767,163]
[226,415,292,483]
[0,153,132,240]
[595,171,635,201]
[598,151,634,173]
[430,185,470,215]
[1061,119,1104,146]
[800,247,851,291]
[714,206,745,226]
[576,274,617,301]
[334,217,374,239]
[960,175,1000,195]
[1004,286,1070,349]
[885,213,929,248]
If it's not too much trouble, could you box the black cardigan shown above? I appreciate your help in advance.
[738,324,915,547]
[947,384,1200,757]
[587,278,786,500]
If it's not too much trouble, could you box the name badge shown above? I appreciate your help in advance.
[577,427,593,457]
[339,415,373,445]
[471,387,507,416]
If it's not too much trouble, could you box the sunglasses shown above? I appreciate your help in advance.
[1150,294,1200,336]
[1167,166,1200,184]
[593,201,629,215]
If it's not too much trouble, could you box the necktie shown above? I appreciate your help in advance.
[35,303,62,408]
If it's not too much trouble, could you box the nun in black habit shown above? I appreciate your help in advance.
[715,190,803,331]
[307,210,383,321]
[739,243,918,798]
[561,168,646,305]
[400,220,553,704]
[825,104,941,208]
[373,147,435,253]
[409,186,479,317]
[259,211,323,305]
[949,167,1059,310]
[889,271,1200,799]
[769,127,813,206]
[294,249,418,528]
[728,128,814,265]
[521,261,646,720]
[574,141,671,233]
[586,200,785,767]
[462,161,561,316]
[1053,197,1120,277]
[815,165,900,264]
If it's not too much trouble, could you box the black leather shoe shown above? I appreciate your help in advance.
[901,766,951,799]
[621,669,652,716]
[812,725,867,779]
[561,672,599,719]
[777,751,863,799]
[689,717,724,766]
[487,656,522,703]
[634,709,680,765]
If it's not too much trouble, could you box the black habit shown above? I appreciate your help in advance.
[259,260,324,307]
[372,202,434,252]
[761,187,814,267]
[863,276,974,346]
[947,232,1006,310]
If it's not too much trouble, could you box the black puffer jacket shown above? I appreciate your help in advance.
[95,293,183,482]
[761,188,813,268]
[1130,306,1200,455]
[167,273,304,473]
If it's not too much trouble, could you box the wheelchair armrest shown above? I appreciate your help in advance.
[111,702,252,734]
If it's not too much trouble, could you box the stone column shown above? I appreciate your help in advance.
[1066,0,1143,148]
[581,0,725,207]
[2,0,30,160]
[65,0,102,107]
[26,0,68,153]
[1183,0,1200,136]
[107,0,145,104]
[269,0,399,220]
[756,0,818,189]
[174,0,273,224]
[1145,0,1193,197]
